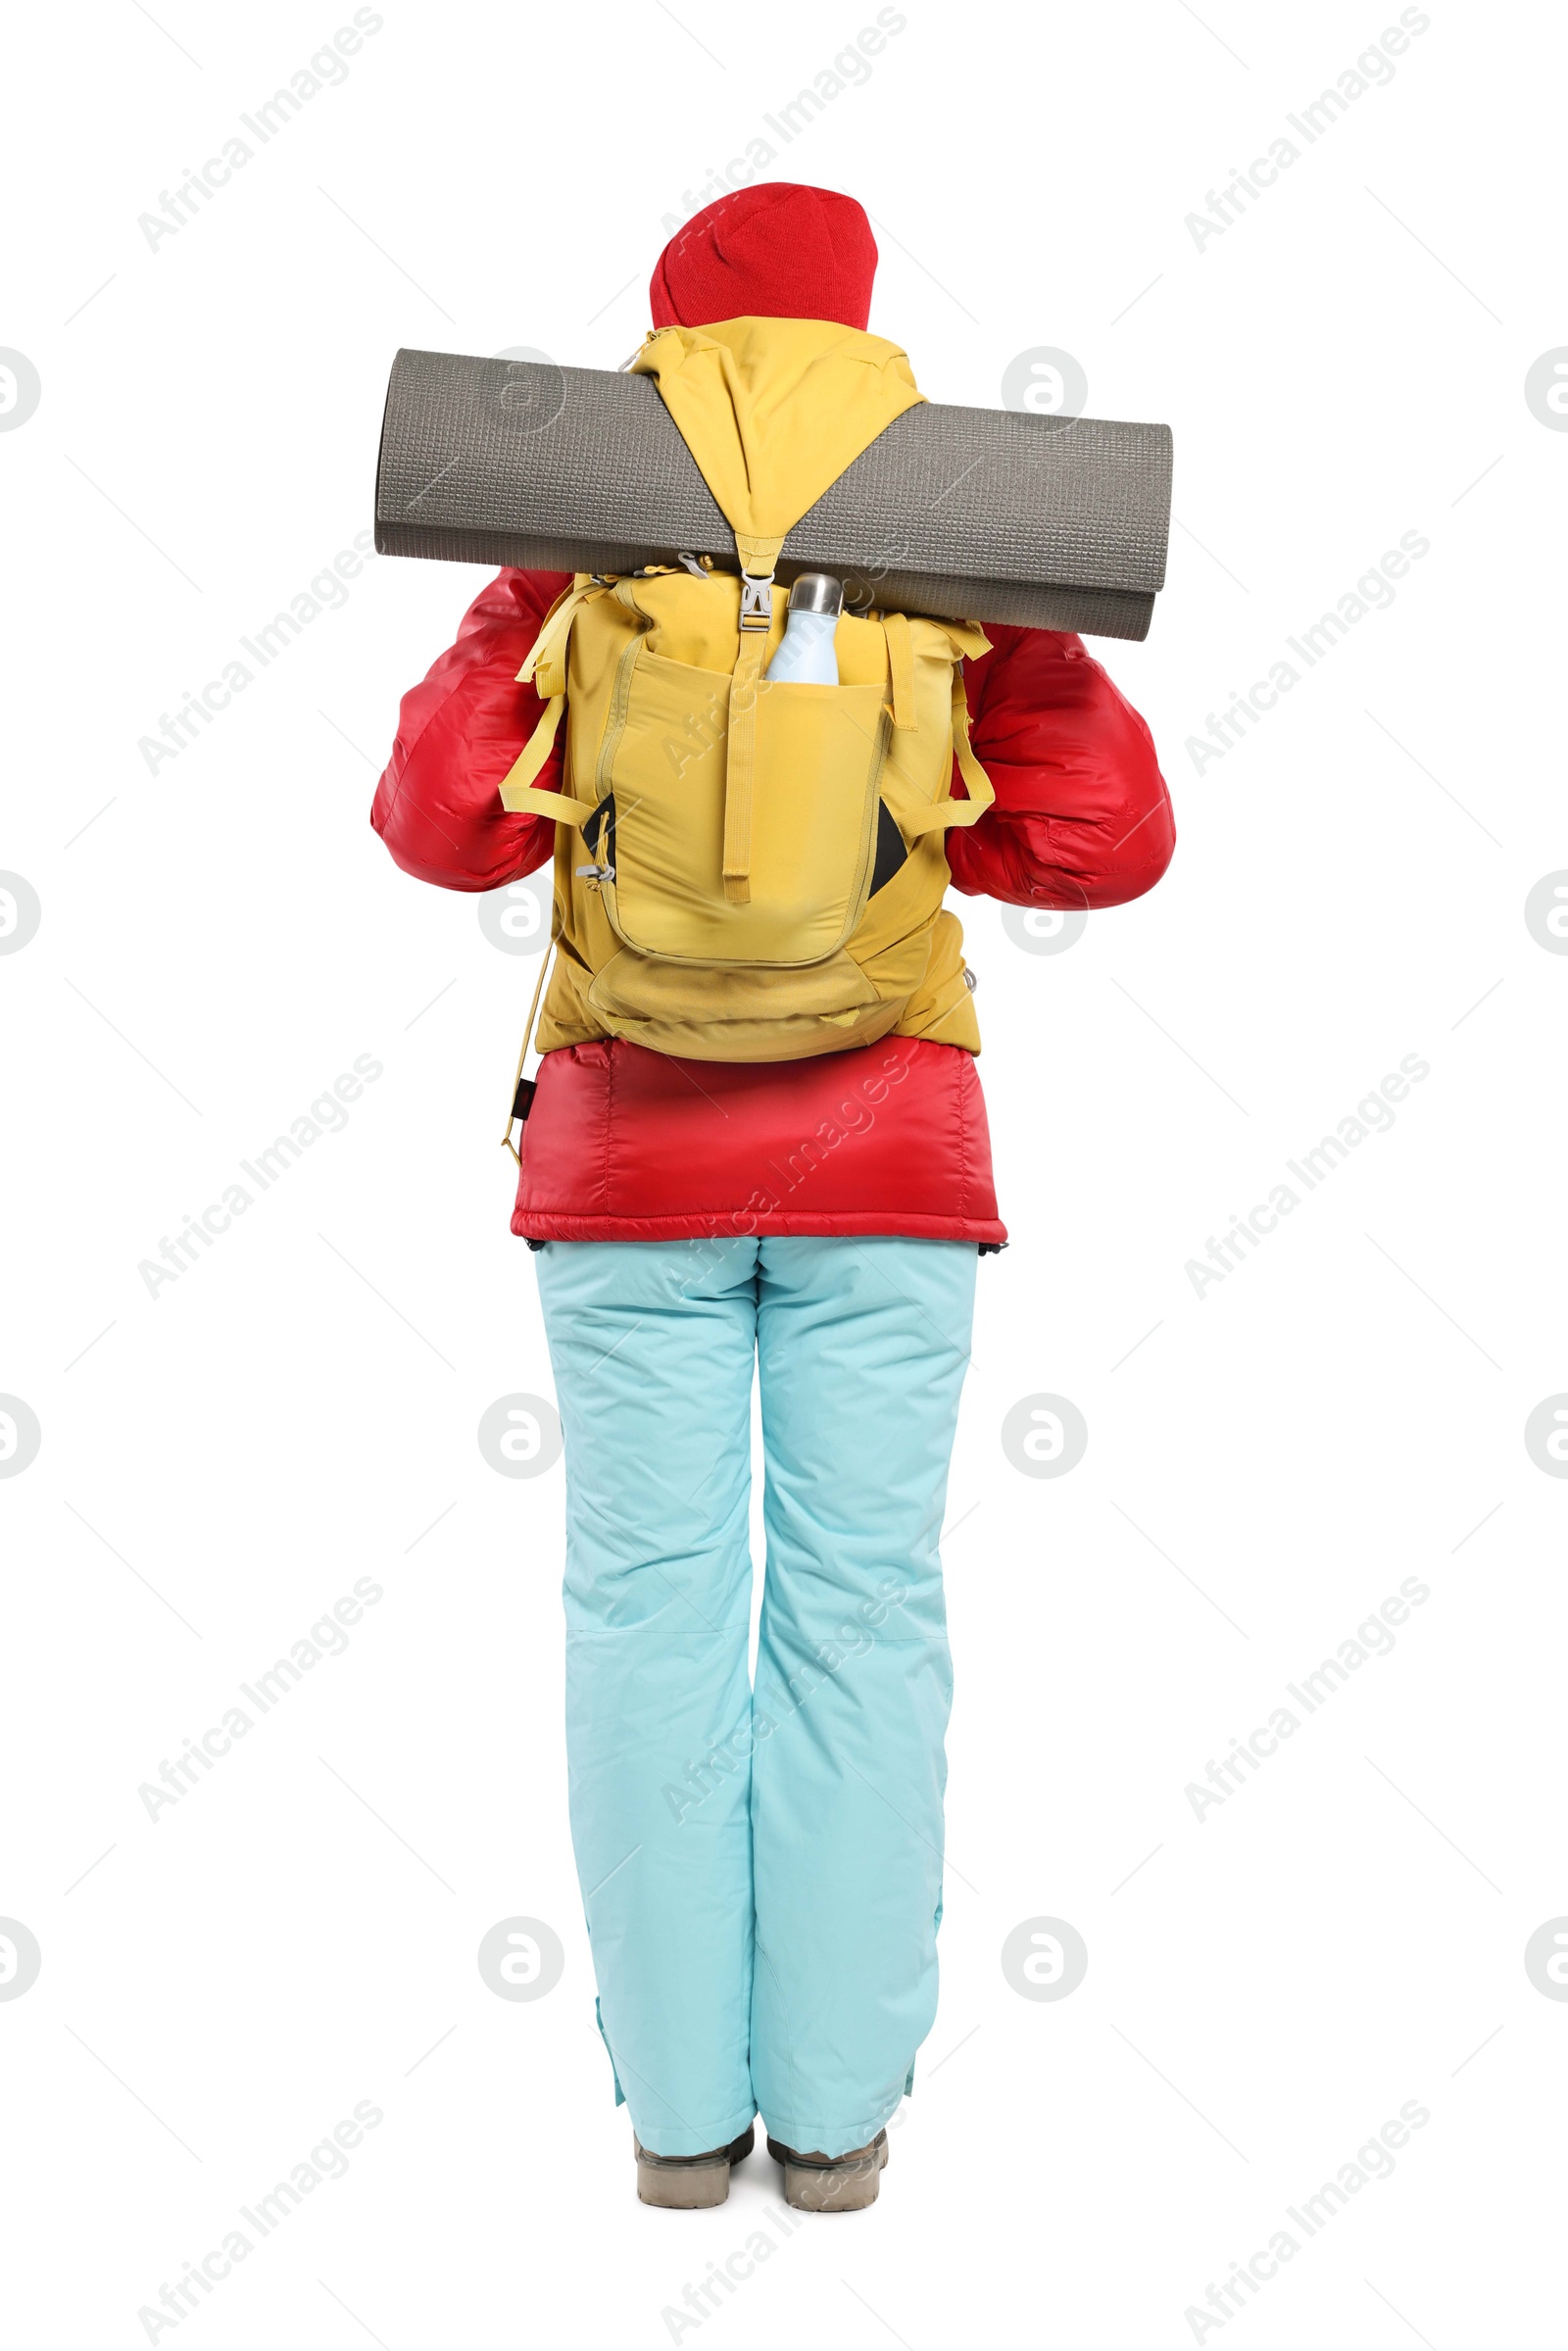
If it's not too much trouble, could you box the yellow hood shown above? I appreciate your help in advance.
[630,316,924,576]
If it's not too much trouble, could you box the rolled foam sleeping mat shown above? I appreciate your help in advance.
[374,348,1172,642]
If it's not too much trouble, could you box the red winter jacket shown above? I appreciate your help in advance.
[371,564,1173,1243]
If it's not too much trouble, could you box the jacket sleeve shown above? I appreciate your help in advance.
[945,624,1175,908]
[370,567,572,893]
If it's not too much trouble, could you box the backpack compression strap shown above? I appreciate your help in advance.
[721,533,787,906]
[877,663,999,837]
[497,578,611,826]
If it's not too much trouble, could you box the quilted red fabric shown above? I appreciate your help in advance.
[512,1036,1004,1243]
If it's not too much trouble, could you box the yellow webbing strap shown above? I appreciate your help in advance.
[498,578,611,823]
[722,628,767,904]
[882,612,917,730]
[879,663,997,837]
[947,668,997,822]
[498,702,596,821]
[519,579,597,690]
[721,536,785,905]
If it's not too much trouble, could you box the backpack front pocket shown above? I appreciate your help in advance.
[596,648,888,968]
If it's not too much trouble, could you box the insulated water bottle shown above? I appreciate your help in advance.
[765,572,843,684]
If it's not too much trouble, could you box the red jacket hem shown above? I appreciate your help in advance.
[512,1207,1007,1244]
[510,1037,1004,1244]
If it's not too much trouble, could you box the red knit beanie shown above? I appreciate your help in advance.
[649,183,878,331]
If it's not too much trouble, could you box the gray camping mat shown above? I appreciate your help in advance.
[375,348,1172,642]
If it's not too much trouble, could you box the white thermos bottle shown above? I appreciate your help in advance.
[764,572,844,684]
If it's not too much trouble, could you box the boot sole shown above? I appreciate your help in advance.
[767,2131,888,2212]
[636,2125,754,2208]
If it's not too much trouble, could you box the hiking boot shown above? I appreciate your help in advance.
[634,2123,755,2208]
[766,2129,888,2212]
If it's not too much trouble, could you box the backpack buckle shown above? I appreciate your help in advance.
[738,572,774,631]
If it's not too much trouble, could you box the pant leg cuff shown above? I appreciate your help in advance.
[758,2093,902,2158]
[630,2100,759,2159]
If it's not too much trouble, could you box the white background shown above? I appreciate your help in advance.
[3,1,1565,2343]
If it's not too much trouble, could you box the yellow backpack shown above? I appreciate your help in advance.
[499,317,995,1101]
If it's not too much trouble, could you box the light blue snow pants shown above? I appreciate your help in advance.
[534,1234,976,2158]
